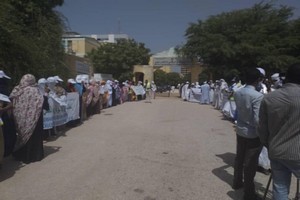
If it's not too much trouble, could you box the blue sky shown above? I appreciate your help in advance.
[56,0,300,53]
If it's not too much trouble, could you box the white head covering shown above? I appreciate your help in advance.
[271,73,280,81]
[37,78,47,95]
[256,67,266,76]
[75,76,82,83]
[0,93,10,102]
[38,78,47,84]
[47,77,56,91]
[54,75,63,82]
[0,70,11,79]
[67,78,76,84]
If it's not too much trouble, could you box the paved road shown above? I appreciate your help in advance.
[0,94,296,200]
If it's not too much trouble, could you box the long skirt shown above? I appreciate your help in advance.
[12,113,44,164]
[2,112,16,157]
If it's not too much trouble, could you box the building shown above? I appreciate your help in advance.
[62,33,100,58]
[132,47,205,84]
[151,47,204,83]
[87,34,130,43]
[62,32,131,77]
[64,54,93,77]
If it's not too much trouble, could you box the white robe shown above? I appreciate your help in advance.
[200,83,210,104]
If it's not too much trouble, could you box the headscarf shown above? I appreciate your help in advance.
[38,78,47,95]
[10,74,44,150]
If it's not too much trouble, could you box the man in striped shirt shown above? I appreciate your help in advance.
[258,63,300,200]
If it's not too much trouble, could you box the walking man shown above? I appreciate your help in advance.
[233,68,263,200]
[258,63,300,200]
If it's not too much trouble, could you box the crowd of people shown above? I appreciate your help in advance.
[179,63,300,200]
[0,72,157,167]
[1,63,299,199]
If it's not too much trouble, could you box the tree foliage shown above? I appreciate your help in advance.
[87,39,151,80]
[0,0,67,84]
[154,69,167,86]
[154,69,182,86]
[180,2,300,79]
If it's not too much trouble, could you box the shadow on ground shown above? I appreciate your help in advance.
[0,145,61,182]
[212,152,271,200]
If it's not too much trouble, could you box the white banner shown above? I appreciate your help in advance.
[43,93,80,130]
[131,85,145,95]
[66,92,80,122]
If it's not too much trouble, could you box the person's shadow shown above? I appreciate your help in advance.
[0,145,61,182]
[212,152,270,200]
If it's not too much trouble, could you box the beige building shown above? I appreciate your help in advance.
[133,47,204,84]
[62,33,101,77]
[62,33,100,58]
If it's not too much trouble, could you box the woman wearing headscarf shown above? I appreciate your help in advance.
[10,74,45,163]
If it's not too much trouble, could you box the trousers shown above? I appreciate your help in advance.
[233,134,262,199]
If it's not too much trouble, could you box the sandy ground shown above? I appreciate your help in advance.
[0,92,297,200]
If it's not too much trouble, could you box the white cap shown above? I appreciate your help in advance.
[256,67,266,76]
[0,93,10,102]
[47,77,57,83]
[67,78,76,84]
[54,75,63,82]
[38,78,47,84]
[0,70,11,79]
[271,73,280,80]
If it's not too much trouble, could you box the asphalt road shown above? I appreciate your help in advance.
[0,93,296,200]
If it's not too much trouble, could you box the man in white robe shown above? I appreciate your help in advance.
[200,81,210,104]
[181,82,189,101]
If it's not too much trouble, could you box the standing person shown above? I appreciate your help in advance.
[10,74,46,163]
[144,80,151,102]
[0,93,11,168]
[200,81,210,104]
[258,63,300,200]
[232,68,263,200]
[150,81,157,99]
[181,81,189,101]
[0,71,16,158]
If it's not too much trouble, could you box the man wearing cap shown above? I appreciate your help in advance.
[53,76,66,97]
[233,68,263,200]
[258,63,300,200]
[271,73,282,91]
[67,79,77,93]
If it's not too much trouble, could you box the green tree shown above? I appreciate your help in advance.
[166,72,181,86]
[87,39,151,80]
[180,2,300,78]
[0,0,67,84]
[153,69,167,86]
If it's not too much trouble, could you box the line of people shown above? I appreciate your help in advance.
[179,64,298,199]
[0,72,157,168]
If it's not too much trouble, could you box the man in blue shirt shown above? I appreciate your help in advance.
[233,68,263,200]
